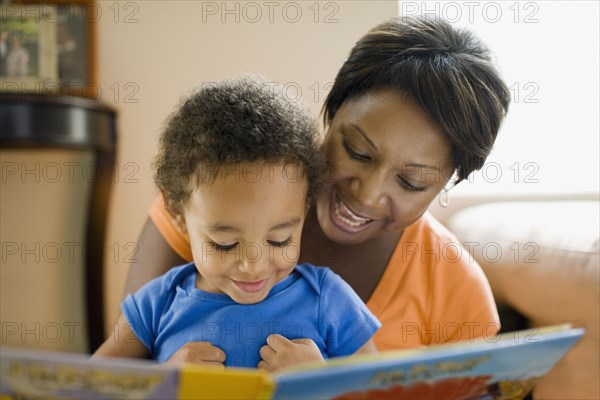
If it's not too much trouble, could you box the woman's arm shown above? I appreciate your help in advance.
[122,218,186,297]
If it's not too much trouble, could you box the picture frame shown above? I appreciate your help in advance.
[53,1,96,94]
[0,0,96,96]
[0,3,58,92]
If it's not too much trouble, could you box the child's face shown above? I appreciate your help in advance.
[182,161,308,304]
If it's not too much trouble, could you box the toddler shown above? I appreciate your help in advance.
[93,76,380,370]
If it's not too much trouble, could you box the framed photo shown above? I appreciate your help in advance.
[0,3,58,92]
[1,1,96,96]
[54,1,96,91]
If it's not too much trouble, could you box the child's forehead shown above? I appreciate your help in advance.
[184,161,309,227]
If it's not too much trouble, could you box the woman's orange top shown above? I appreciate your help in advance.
[149,197,500,350]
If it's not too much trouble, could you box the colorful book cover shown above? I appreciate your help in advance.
[271,325,584,399]
[0,324,584,400]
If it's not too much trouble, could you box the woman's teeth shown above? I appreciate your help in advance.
[335,198,372,227]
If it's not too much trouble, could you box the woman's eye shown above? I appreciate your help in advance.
[342,140,371,161]
[267,237,293,248]
[398,176,426,192]
[208,241,238,252]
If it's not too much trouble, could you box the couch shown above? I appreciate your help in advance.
[430,195,599,400]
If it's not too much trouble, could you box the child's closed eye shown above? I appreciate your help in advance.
[208,241,238,252]
[208,237,292,252]
[267,237,293,248]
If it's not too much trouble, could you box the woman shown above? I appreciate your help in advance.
[123,15,510,362]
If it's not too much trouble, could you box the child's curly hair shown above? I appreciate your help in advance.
[153,75,325,217]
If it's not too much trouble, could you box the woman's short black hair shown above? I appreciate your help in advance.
[323,16,510,183]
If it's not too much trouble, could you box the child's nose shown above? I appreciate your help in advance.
[239,244,268,275]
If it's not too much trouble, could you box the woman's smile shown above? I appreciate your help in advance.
[330,190,376,233]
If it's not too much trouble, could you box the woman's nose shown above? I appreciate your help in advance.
[349,170,390,209]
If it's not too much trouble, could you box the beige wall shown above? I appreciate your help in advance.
[96,1,399,331]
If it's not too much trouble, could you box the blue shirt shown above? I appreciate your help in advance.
[122,262,380,368]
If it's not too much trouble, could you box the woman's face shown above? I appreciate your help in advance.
[315,90,454,245]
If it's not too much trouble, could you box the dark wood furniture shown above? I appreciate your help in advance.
[0,93,117,352]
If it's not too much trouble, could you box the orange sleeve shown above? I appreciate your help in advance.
[149,196,193,262]
[367,213,500,351]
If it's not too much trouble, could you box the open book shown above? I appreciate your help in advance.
[0,324,583,400]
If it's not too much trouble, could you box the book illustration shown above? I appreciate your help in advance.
[270,325,583,399]
[1,351,178,400]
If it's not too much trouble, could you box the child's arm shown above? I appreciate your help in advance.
[92,314,149,359]
[354,338,378,354]
[92,314,227,367]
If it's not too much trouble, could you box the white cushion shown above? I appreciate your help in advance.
[447,201,599,399]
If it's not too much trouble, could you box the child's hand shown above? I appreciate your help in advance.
[257,334,326,372]
[166,342,226,367]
